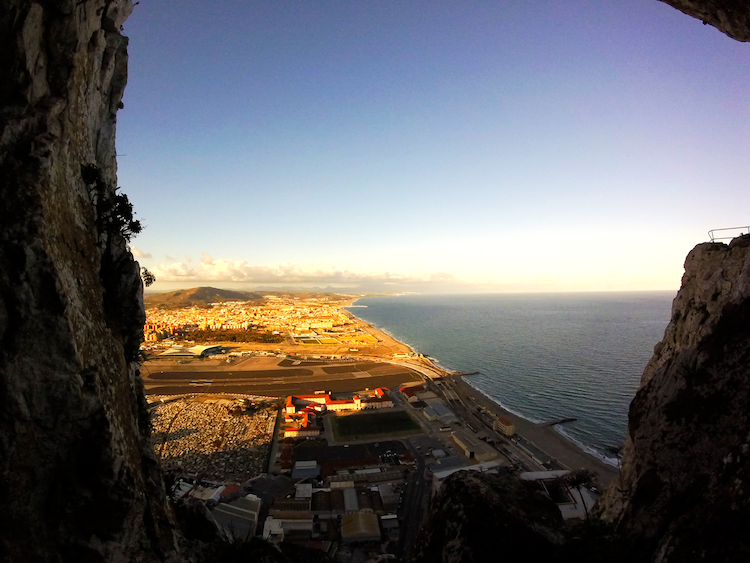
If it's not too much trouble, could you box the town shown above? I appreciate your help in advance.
[144,291,611,562]
[143,292,381,349]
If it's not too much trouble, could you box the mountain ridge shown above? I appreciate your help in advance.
[143,286,264,309]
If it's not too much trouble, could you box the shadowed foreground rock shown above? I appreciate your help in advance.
[659,0,750,41]
[0,1,183,561]
[410,471,564,563]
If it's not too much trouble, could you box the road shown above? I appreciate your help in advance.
[396,438,428,558]
[433,377,544,472]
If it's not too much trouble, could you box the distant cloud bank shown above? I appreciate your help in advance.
[130,247,152,259]
[152,255,446,285]
[141,252,679,293]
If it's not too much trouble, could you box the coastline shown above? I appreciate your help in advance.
[452,374,618,485]
[346,297,620,486]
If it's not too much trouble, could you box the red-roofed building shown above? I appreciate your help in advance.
[361,388,393,409]
[399,385,424,403]
[285,390,393,418]
[220,483,242,500]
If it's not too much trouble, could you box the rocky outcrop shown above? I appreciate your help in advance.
[0,2,179,561]
[410,471,565,563]
[598,235,750,562]
[659,0,750,42]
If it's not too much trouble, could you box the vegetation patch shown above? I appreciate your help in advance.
[174,328,284,343]
[331,410,422,441]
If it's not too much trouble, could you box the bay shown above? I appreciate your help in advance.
[347,291,675,464]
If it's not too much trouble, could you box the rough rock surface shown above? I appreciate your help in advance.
[598,236,750,562]
[659,0,750,41]
[410,471,564,563]
[0,2,179,561]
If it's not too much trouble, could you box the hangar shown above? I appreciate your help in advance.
[340,512,381,543]
[159,345,223,357]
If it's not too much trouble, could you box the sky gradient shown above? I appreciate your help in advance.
[117,1,750,293]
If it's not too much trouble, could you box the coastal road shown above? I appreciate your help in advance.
[397,439,428,559]
[369,357,448,381]
[441,375,618,484]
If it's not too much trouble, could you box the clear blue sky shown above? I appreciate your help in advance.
[117,1,750,293]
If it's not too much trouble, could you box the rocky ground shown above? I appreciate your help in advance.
[151,400,275,482]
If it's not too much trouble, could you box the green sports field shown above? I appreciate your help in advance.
[331,410,423,441]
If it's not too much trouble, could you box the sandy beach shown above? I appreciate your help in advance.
[450,373,619,485]
[344,304,620,486]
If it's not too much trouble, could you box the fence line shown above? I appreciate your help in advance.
[708,226,750,242]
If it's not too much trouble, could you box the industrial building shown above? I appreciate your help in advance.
[159,344,223,357]
[212,493,262,541]
[292,460,321,479]
[451,430,498,462]
[427,401,457,424]
[340,512,381,543]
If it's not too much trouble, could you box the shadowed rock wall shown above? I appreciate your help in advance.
[410,471,565,563]
[598,236,750,562]
[0,2,178,561]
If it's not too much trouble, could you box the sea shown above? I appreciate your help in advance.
[347,291,676,465]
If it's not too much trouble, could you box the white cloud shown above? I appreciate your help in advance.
[130,247,152,259]
[148,255,681,292]
[152,258,447,285]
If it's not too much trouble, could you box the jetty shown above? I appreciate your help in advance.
[536,417,577,427]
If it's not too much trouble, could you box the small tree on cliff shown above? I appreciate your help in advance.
[565,468,596,519]
[141,267,156,287]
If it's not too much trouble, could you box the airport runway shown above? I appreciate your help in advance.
[141,357,424,397]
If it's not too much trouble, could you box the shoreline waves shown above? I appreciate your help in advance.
[460,376,620,468]
[346,297,625,485]
[451,373,618,484]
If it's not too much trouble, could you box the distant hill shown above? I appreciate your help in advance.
[143,287,264,309]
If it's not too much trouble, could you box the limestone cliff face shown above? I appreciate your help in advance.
[598,236,750,562]
[659,0,750,42]
[0,2,178,561]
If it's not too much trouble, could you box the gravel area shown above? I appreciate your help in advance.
[151,399,275,481]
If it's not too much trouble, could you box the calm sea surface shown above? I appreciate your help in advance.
[347,292,675,464]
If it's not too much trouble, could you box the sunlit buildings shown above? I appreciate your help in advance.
[284,389,393,418]
[494,416,516,436]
